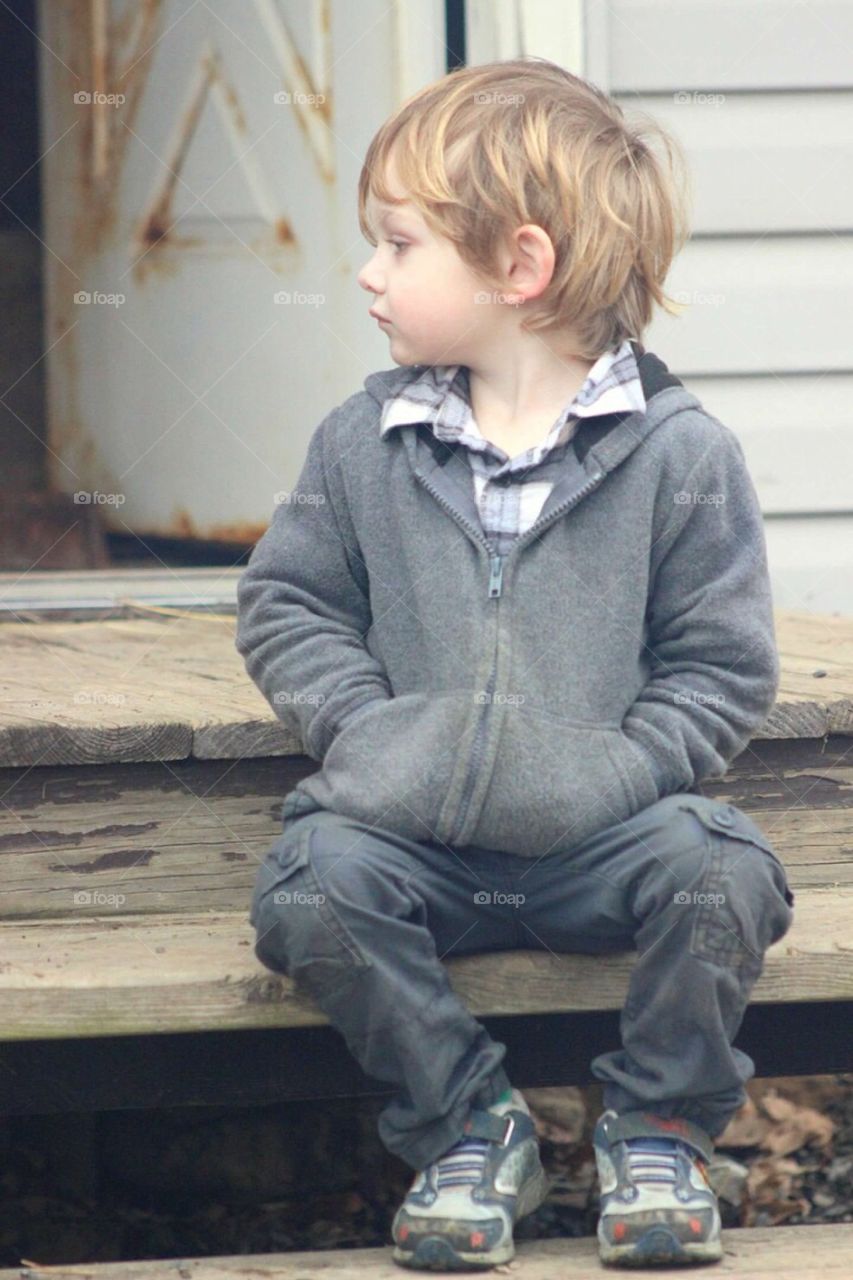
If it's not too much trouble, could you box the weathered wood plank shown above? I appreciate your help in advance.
[0,886,849,1041]
[2,1223,852,1278]
[1,740,851,921]
[0,566,241,621]
[0,756,313,920]
[0,609,850,766]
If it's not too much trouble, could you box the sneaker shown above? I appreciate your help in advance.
[391,1087,551,1271]
[592,1109,723,1267]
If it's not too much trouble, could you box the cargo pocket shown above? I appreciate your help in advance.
[251,822,373,1001]
[677,799,795,977]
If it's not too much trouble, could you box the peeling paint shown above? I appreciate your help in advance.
[50,847,159,873]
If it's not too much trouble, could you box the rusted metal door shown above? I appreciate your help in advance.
[37,0,445,543]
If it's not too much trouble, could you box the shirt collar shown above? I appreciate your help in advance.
[379,339,646,441]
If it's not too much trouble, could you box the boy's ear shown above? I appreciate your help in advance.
[500,223,555,303]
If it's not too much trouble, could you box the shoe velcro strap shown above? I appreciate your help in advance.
[601,1111,713,1162]
[461,1109,515,1145]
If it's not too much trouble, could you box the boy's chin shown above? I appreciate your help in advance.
[386,345,422,368]
[387,340,454,369]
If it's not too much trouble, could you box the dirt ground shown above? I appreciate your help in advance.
[1,1075,850,1266]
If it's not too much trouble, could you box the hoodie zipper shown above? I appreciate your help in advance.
[417,462,607,846]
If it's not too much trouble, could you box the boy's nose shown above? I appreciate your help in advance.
[357,253,383,294]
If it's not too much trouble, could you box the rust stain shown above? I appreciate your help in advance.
[130,42,292,277]
[132,44,212,263]
[91,0,109,178]
[138,212,170,248]
[220,76,248,134]
[50,847,159,873]
[49,1,307,523]
[274,216,296,245]
[169,507,269,544]
[285,38,333,178]
[69,0,163,260]
[48,2,162,497]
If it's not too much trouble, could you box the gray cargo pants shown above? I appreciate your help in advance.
[250,789,795,1172]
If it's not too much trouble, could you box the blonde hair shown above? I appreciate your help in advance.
[358,57,692,359]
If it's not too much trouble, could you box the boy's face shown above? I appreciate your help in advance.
[358,154,506,368]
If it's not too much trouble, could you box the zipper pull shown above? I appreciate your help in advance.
[488,555,504,598]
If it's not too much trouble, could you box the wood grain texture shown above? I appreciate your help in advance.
[1,739,850,923]
[0,882,848,1041]
[0,609,850,766]
[2,1223,853,1277]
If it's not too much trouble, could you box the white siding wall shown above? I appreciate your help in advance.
[585,0,853,613]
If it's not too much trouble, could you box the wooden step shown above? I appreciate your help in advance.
[0,884,849,1041]
[2,1224,852,1278]
[0,608,850,768]
[0,566,240,621]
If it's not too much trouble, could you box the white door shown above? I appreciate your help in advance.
[37,0,445,543]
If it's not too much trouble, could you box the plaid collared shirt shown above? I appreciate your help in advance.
[379,339,646,556]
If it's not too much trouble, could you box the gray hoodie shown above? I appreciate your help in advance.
[235,345,779,858]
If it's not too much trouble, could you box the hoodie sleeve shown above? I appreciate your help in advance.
[235,407,392,762]
[622,418,780,795]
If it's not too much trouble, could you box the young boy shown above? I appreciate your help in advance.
[237,57,795,1271]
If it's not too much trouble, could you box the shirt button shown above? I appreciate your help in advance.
[712,807,734,827]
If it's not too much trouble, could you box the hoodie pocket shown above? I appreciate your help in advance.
[604,729,661,814]
[472,709,657,857]
[292,691,471,845]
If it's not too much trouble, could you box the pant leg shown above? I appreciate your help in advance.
[250,806,518,1170]
[506,792,796,1140]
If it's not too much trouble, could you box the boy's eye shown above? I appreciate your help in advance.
[386,239,408,254]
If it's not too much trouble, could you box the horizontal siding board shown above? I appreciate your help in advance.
[648,237,853,374]
[764,518,853,613]
[683,376,853,515]
[606,1,853,91]
[589,0,853,596]
[619,91,853,234]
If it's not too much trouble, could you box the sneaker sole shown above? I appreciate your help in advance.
[392,1233,514,1271]
[598,1222,724,1267]
[391,1166,552,1271]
